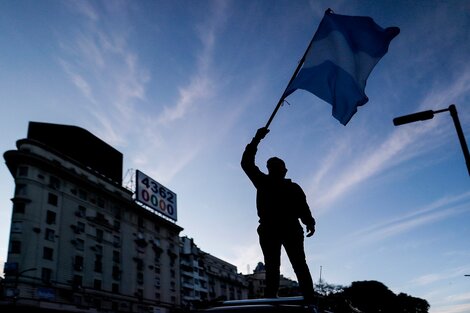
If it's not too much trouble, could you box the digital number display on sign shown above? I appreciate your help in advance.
[135,170,177,221]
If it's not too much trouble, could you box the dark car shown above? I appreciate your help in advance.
[201,296,321,313]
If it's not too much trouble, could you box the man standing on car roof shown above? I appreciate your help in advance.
[241,127,316,301]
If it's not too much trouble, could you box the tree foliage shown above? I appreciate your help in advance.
[316,280,430,313]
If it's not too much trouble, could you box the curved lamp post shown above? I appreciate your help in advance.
[393,104,470,176]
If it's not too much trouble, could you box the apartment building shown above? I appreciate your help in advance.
[2,122,183,313]
[245,262,300,298]
[180,236,208,308]
[179,237,248,309]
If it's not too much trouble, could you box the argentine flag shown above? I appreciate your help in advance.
[283,9,400,125]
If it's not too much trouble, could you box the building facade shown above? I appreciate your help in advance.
[2,122,183,313]
[179,237,248,310]
[204,254,247,302]
[180,237,208,308]
[245,262,300,299]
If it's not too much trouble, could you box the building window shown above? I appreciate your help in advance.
[45,228,55,242]
[77,222,85,233]
[74,255,84,271]
[113,206,121,219]
[94,255,102,273]
[112,283,119,293]
[112,265,121,280]
[77,205,86,217]
[49,176,60,189]
[96,212,106,222]
[137,272,144,285]
[15,184,27,196]
[43,247,53,260]
[18,166,28,177]
[94,245,103,255]
[97,197,105,208]
[94,299,101,310]
[11,221,22,233]
[42,268,52,283]
[96,229,103,242]
[113,250,120,263]
[75,239,84,251]
[113,219,121,231]
[138,216,144,229]
[10,240,21,254]
[13,202,26,214]
[79,189,87,201]
[136,259,144,271]
[94,279,102,290]
[47,193,58,206]
[74,295,82,305]
[154,251,161,263]
[73,275,83,290]
[113,235,120,247]
[46,210,56,224]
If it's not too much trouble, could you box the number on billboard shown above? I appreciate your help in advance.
[136,170,177,221]
[141,177,150,189]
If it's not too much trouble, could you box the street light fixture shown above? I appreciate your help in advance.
[393,104,470,176]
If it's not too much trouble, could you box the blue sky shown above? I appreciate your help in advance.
[1,1,469,312]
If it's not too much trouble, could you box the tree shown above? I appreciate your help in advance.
[397,292,430,313]
[316,280,430,313]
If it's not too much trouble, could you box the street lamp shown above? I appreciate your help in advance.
[393,104,470,176]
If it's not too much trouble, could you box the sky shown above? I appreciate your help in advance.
[0,1,469,312]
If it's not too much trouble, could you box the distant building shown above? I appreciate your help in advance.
[180,236,208,307]
[204,252,248,302]
[2,122,183,313]
[179,236,248,310]
[245,262,300,298]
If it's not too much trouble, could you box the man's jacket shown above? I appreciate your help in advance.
[241,140,315,231]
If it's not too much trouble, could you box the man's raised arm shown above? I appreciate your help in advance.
[241,127,270,182]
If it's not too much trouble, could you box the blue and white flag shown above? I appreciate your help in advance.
[283,9,400,125]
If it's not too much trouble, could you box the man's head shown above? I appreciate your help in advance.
[267,157,287,179]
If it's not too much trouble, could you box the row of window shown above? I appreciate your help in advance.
[15,166,173,237]
[17,165,109,210]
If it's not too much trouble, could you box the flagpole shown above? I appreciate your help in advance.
[264,36,313,130]
[264,9,333,130]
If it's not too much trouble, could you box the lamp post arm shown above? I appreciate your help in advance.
[449,105,470,176]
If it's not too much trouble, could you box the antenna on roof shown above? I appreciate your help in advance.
[123,168,135,192]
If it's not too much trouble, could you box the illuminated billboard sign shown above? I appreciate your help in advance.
[135,170,177,221]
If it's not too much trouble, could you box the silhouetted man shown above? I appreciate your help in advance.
[241,127,316,301]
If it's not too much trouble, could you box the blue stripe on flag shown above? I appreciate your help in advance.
[283,10,399,125]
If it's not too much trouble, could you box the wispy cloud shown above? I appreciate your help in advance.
[58,2,149,147]
[409,267,470,313]
[155,2,226,125]
[432,303,470,313]
[309,121,433,211]
[410,266,470,287]
[347,191,470,246]
[308,66,470,211]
